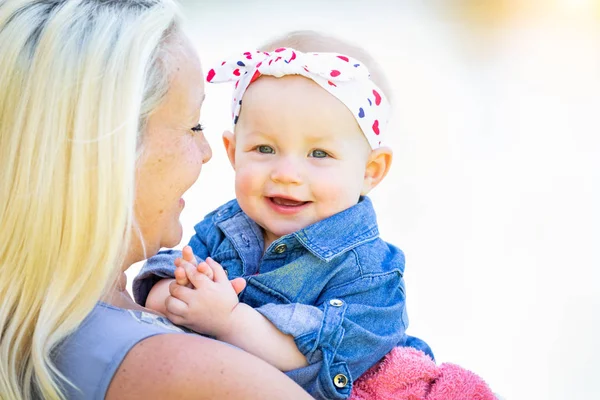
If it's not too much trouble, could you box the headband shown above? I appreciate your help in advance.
[206,47,390,149]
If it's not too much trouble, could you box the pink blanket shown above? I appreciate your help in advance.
[351,347,496,400]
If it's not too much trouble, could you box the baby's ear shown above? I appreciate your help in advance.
[361,147,393,195]
[222,130,236,168]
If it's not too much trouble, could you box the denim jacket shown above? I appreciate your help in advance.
[133,197,432,400]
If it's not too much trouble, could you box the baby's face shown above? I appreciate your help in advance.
[226,75,373,245]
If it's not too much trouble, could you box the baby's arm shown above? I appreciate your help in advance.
[165,257,307,371]
[144,279,174,315]
[220,303,308,371]
[253,271,408,399]
[132,249,182,307]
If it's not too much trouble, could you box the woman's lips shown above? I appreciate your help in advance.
[179,198,185,208]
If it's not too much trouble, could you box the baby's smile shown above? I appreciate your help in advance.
[266,196,312,215]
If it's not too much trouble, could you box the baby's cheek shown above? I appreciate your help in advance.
[235,169,259,195]
[316,177,360,210]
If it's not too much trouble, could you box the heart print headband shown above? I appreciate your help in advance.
[206,47,390,149]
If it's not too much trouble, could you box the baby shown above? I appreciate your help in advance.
[133,31,432,400]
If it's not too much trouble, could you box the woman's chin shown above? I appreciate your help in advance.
[161,222,183,250]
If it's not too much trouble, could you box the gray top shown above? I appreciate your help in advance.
[53,302,186,400]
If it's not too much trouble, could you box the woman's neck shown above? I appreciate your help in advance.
[101,272,149,313]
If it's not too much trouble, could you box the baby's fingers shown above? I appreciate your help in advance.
[196,261,215,281]
[178,258,211,290]
[174,265,190,287]
[205,257,228,283]
[230,277,246,295]
[164,295,189,323]
[181,245,197,266]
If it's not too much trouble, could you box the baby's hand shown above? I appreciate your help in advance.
[174,246,213,287]
[165,257,243,337]
[174,246,246,294]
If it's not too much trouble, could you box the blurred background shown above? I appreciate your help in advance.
[126,1,600,398]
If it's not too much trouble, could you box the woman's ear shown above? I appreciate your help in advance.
[222,130,236,168]
[361,147,393,195]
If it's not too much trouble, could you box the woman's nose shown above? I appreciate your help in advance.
[198,133,212,164]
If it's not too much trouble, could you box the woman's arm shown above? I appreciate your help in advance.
[106,333,311,400]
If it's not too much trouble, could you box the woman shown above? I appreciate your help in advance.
[0,1,311,399]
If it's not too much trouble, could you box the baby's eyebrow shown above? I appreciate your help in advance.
[240,127,269,137]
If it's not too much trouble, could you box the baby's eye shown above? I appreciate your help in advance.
[257,145,275,154]
[309,149,329,158]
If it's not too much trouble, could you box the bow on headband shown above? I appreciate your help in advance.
[207,47,390,149]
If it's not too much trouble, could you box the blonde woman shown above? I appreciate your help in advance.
[0,1,311,399]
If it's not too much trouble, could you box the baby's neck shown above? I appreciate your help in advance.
[262,230,281,252]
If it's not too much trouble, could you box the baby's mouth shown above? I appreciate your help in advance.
[269,197,309,207]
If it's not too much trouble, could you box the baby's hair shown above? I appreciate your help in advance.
[258,30,393,104]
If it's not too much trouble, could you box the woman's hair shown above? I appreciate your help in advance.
[0,0,180,398]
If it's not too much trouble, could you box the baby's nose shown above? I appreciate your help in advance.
[270,157,302,184]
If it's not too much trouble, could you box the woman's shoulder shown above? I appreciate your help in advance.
[106,324,313,400]
[53,302,187,400]
[56,302,311,400]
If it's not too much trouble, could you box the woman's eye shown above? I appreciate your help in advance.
[191,123,204,133]
[310,149,329,158]
[257,145,274,154]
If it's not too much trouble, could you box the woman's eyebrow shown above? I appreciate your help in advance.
[197,93,206,109]
[187,93,206,121]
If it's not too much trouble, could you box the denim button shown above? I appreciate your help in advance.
[241,234,250,246]
[329,299,343,307]
[333,373,348,388]
[273,243,287,254]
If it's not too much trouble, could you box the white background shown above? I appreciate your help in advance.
[126,1,600,398]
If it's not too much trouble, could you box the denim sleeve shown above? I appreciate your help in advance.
[132,217,214,306]
[255,271,406,400]
[187,217,213,260]
[131,250,181,306]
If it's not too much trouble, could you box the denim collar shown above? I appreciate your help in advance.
[214,197,379,263]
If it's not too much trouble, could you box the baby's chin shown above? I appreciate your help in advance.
[264,222,315,239]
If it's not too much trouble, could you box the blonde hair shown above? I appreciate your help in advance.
[0,0,179,398]
[259,30,393,103]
